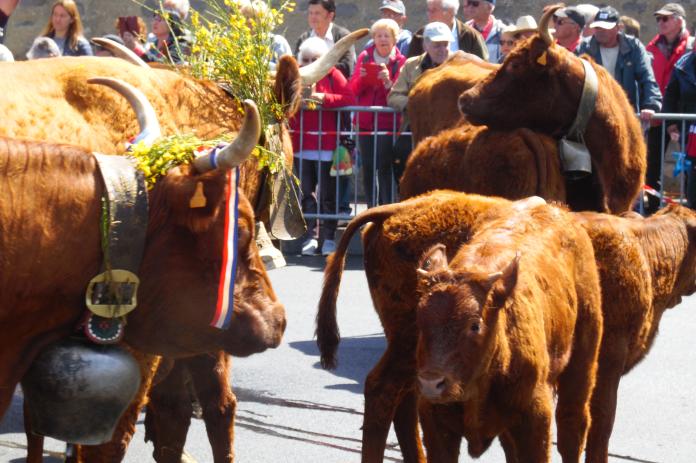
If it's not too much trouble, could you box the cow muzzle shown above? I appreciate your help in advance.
[417,372,447,400]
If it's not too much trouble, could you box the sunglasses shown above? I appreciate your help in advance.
[464,1,480,7]
[656,15,672,23]
[553,18,572,26]
[500,40,516,46]
[301,56,319,65]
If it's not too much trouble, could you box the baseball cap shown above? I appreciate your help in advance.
[555,6,586,29]
[423,21,453,43]
[654,3,686,18]
[486,0,496,4]
[590,6,620,29]
[380,0,406,15]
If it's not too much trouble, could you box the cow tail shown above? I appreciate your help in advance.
[316,203,410,370]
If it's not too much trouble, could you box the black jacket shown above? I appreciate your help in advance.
[407,18,488,61]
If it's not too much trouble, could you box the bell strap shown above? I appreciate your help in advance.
[566,59,598,142]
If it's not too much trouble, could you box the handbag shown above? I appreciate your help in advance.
[330,143,353,176]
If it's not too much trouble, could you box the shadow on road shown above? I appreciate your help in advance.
[289,334,386,394]
[284,255,364,272]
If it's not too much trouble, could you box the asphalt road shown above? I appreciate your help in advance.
[1,254,695,462]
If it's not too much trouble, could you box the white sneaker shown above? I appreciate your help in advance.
[321,239,337,256]
[301,238,318,255]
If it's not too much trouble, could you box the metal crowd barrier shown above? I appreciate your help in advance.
[289,106,696,228]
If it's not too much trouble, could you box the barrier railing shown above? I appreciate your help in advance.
[290,106,696,231]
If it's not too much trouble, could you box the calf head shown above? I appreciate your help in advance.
[458,5,584,136]
[415,244,519,403]
[656,205,696,303]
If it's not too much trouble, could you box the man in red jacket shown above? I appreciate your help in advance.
[645,3,691,214]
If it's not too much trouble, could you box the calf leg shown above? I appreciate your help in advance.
[392,388,425,463]
[584,340,629,463]
[145,360,192,463]
[362,337,420,463]
[507,384,553,463]
[184,352,235,463]
[418,401,461,463]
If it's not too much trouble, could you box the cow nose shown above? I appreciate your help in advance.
[418,374,446,399]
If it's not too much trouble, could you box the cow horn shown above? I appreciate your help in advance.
[88,77,161,145]
[299,28,369,85]
[539,5,562,47]
[91,37,150,68]
[192,100,261,173]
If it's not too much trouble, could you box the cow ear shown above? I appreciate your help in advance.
[417,244,448,276]
[485,253,520,310]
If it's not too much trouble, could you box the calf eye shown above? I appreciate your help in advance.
[470,322,480,333]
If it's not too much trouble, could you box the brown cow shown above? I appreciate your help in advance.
[317,191,589,462]
[3,81,285,448]
[459,5,646,214]
[407,54,495,144]
[413,200,603,462]
[574,205,696,463]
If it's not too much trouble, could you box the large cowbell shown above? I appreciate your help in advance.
[21,337,141,445]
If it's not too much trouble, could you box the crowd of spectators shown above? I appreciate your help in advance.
[2,0,696,250]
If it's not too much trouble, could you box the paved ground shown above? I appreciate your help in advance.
[1,255,695,462]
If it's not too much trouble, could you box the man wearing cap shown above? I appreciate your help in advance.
[363,0,412,56]
[463,0,504,63]
[644,3,692,213]
[295,0,355,78]
[577,6,661,117]
[553,6,585,52]
[407,0,487,61]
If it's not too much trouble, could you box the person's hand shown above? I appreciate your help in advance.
[667,124,680,142]
[639,109,655,122]
[377,64,391,89]
[310,92,325,104]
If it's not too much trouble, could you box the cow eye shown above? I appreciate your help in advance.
[470,321,480,333]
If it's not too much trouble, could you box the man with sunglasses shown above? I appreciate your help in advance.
[644,3,692,214]
[462,0,503,63]
[406,0,487,61]
[553,6,585,52]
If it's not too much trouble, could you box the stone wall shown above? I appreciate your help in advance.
[5,0,696,59]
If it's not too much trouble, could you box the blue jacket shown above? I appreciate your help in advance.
[577,32,662,112]
[663,52,696,119]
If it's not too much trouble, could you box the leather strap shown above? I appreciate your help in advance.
[566,59,598,141]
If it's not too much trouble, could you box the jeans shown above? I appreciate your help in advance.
[294,158,337,242]
[358,133,395,206]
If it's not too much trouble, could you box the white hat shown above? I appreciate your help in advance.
[513,15,538,33]
[423,21,453,43]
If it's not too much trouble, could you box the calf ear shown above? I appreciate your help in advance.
[417,244,449,276]
[486,253,520,310]
[274,56,302,119]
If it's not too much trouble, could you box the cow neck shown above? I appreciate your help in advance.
[565,59,598,141]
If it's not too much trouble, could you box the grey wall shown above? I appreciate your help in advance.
[4,0,696,59]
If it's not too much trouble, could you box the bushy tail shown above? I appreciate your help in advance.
[315,203,410,369]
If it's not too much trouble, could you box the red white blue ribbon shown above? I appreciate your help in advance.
[210,167,240,329]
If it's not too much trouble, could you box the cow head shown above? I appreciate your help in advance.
[415,244,519,403]
[458,5,585,136]
[90,78,286,358]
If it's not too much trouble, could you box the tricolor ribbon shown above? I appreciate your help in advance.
[210,166,240,330]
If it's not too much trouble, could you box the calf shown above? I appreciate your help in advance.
[575,205,696,463]
[414,200,603,462]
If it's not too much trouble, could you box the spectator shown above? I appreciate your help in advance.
[92,33,124,57]
[644,3,691,213]
[577,6,661,117]
[116,16,147,58]
[26,36,61,59]
[238,0,292,71]
[351,18,406,206]
[38,0,92,56]
[0,0,19,44]
[145,8,190,64]
[510,15,537,40]
[407,0,487,61]
[462,0,503,63]
[295,0,355,79]
[576,4,599,37]
[163,0,189,21]
[498,25,517,63]
[619,15,640,39]
[0,42,13,60]
[553,6,585,52]
[663,49,696,208]
[290,37,355,256]
[363,0,412,57]
[388,22,453,179]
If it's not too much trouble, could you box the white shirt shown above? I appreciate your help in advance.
[310,22,335,49]
[599,45,619,79]
[450,21,459,52]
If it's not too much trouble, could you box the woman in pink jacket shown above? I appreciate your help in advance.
[290,37,355,256]
[350,18,405,206]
